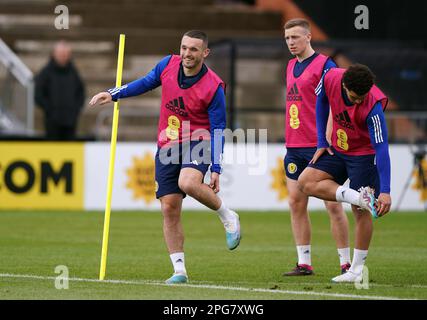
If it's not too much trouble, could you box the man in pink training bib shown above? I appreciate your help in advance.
[89,30,241,284]
[283,18,350,277]
[298,63,392,282]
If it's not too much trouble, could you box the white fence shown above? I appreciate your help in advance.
[0,142,425,211]
[84,143,426,211]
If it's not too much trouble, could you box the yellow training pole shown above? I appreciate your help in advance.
[99,34,125,280]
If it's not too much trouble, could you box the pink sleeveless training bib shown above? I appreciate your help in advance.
[158,55,224,147]
[323,68,388,155]
[285,53,329,147]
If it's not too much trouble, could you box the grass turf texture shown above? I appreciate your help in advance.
[0,210,426,300]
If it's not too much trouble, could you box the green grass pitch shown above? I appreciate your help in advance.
[0,210,426,300]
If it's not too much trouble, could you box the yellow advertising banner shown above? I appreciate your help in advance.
[0,142,84,209]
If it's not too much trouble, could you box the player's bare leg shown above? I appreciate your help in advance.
[324,200,351,273]
[160,193,188,284]
[324,201,349,248]
[331,205,373,283]
[299,168,353,272]
[179,167,241,250]
[178,168,221,210]
[287,179,311,246]
[352,204,373,250]
[160,193,184,254]
[284,178,314,276]
[284,178,350,276]
[298,167,340,200]
[299,168,379,279]
[299,168,378,218]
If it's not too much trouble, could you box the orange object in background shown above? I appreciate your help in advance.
[256,0,328,41]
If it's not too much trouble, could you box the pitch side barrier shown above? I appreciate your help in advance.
[0,142,425,211]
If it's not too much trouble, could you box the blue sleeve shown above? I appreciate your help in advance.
[367,102,391,193]
[208,86,226,174]
[108,55,172,101]
[323,58,337,72]
[315,71,330,148]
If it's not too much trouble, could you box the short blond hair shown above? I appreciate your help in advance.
[284,18,311,31]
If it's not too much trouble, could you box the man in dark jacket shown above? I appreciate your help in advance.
[35,40,85,140]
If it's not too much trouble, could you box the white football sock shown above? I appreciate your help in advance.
[335,186,360,206]
[337,247,351,266]
[170,252,186,275]
[297,245,312,266]
[217,200,233,223]
[349,249,368,275]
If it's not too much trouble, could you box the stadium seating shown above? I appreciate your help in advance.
[0,0,282,140]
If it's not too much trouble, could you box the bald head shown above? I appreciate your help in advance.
[53,41,72,66]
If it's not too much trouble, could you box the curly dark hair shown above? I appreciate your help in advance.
[342,64,376,96]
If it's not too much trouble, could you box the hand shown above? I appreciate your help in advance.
[309,147,333,164]
[377,193,392,217]
[89,92,112,106]
[209,172,220,193]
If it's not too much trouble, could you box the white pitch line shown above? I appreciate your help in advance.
[220,280,427,290]
[288,282,427,289]
[0,273,415,300]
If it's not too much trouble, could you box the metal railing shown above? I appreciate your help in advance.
[94,104,427,144]
[0,37,34,133]
[236,109,427,144]
[94,107,159,141]
[208,38,427,131]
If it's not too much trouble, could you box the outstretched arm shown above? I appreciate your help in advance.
[89,55,172,106]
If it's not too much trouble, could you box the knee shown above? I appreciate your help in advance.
[297,174,314,196]
[161,201,181,221]
[326,202,345,218]
[351,205,372,223]
[178,175,197,196]
[288,194,307,213]
[329,210,347,225]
